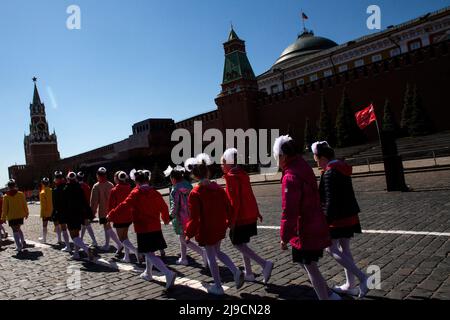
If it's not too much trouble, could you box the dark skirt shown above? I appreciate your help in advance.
[137,230,167,253]
[8,218,24,227]
[52,211,64,224]
[292,247,324,265]
[329,223,362,239]
[114,222,132,229]
[67,219,83,231]
[229,222,258,245]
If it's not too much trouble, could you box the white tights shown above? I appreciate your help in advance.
[179,235,203,260]
[326,238,366,288]
[234,243,266,275]
[301,262,330,300]
[205,241,238,287]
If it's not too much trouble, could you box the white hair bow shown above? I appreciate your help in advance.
[273,135,293,160]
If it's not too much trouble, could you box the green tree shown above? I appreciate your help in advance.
[335,89,366,147]
[409,85,433,137]
[382,99,400,135]
[400,83,413,134]
[317,95,334,144]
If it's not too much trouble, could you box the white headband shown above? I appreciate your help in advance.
[222,148,238,164]
[273,135,293,160]
[311,141,330,155]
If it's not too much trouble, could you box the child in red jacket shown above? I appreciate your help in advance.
[107,171,139,263]
[221,148,274,284]
[185,153,244,296]
[274,136,340,300]
[108,170,176,289]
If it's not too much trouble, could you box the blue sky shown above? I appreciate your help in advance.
[0,0,448,186]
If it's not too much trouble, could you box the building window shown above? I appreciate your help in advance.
[408,39,422,51]
[285,82,292,90]
[338,64,348,72]
[323,69,333,77]
[371,54,382,62]
[310,74,318,81]
[296,78,305,86]
[270,85,279,94]
[390,48,401,57]
[260,88,268,94]
[354,59,365,67]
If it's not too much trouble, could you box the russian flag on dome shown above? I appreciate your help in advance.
[302,12,309,20]
[355,104,377,130]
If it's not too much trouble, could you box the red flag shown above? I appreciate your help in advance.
[355,104,377,129]
[302,12,309,20]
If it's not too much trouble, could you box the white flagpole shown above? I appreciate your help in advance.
[371,102,382,148]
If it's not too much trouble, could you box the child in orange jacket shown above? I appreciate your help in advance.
[221,148,273,284]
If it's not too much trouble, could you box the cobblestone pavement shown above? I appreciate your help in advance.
[0,170,449,300]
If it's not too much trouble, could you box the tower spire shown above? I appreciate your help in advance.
[32,77,42,105]
[228,23,240,41]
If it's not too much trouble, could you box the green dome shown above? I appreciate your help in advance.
[274,31,338,65]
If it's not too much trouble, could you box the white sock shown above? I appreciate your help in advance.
[144,255,153,277]
[86,225,97,244]
[72,237,89,254]
[205,245,222,288]
[42,226,48,241]
[62,230,70,248]
[123,239,138,258]
[215,247,238,275]
[19,230,25,245]
[104,229,110,247]
[145,252,171,276]
[124,247,130,261]
[13,232,22,249]
[179,235,187,261]
[80,225,86,240]
[107,229,122,249]
[55,225,62,242]
[235,243,266,270]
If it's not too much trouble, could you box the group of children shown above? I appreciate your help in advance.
[1,138,368,299]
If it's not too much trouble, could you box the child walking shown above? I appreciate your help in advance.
[221,148,273,283]
[164,165,207,267]
[273,136,340,300]
[52,171,71,250]
[62,172,94,261]
[38,177,54,243]
[312,141,369,298]
[108,170,176,289]
[78,171,98,247]
[107,171,139,263]
[1,179,29,252]
[185,153,244,296]
[90,167,123,252]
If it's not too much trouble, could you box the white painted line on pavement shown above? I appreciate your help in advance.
[6,237,229,293]
[257,226,450,237]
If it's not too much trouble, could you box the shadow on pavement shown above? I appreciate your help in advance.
[13,249,43,261]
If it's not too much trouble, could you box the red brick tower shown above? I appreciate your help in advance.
[24,78,60,167]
